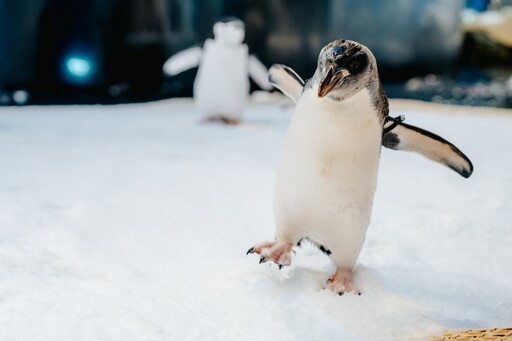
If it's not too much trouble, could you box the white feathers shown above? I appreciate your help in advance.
[213,20,245,45]
[269,64,304,103]
[248,55,273,91]
[163,20,271,122]
[274,87,382,269]
[193,39,250,121]
[163,46,202,76]
[385,123,473,178]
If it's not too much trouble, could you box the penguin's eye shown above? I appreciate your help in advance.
[349,61,361,72]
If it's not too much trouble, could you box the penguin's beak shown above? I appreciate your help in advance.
[318,66,349,97]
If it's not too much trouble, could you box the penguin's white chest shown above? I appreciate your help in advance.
[274,88,382,268]
[194,39,249,118]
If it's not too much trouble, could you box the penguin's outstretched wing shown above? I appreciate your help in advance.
[248,55,273,90]
[382,118,473,178]
[163,46,203,76]
[268,64,304,103]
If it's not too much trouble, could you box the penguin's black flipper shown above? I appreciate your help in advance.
[269,64,304,103]
[382,119,473,178]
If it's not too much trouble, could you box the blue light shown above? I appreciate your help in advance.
[62,54,96,85]
[66,57,92,78]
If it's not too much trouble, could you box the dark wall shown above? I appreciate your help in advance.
[35,0,106,86]
[0,0,467,103]
[0,0,47,86]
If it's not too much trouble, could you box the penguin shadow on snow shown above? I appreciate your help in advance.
[199,116,274,130]
[247,242,446,338]
[252,240,434,307]
[284,260,510,333]
[373,266,512,329]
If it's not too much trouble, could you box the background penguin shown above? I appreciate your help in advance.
[163,17,272,125]
[248,40,473,295]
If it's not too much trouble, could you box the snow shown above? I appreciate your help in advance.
[0,99,511,340]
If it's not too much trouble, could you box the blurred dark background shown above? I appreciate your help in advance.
[0,0,511,106]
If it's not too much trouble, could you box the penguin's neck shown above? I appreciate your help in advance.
[299,85,377,124]
[284,83,382,191]
[290,85,382,155]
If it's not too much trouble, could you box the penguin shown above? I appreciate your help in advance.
[247,40,473,295]
[163,17,272,125]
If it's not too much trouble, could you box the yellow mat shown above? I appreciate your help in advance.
[433,327,512,340]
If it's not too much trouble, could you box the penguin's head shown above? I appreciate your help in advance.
[213,17,245,45]
[316,40,376,101]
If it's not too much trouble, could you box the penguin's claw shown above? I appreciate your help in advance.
[247,240,293,268]
[245,241,273,256]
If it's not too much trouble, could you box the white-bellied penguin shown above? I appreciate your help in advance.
[247,40,473,295]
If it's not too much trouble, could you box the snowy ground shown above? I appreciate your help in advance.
[0,99,511,340]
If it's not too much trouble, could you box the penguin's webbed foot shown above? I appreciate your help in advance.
[246,240,294,268]
[324,268,361,296]
[204,115,240,125]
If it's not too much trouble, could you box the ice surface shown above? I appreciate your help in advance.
[0,99,511,340]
